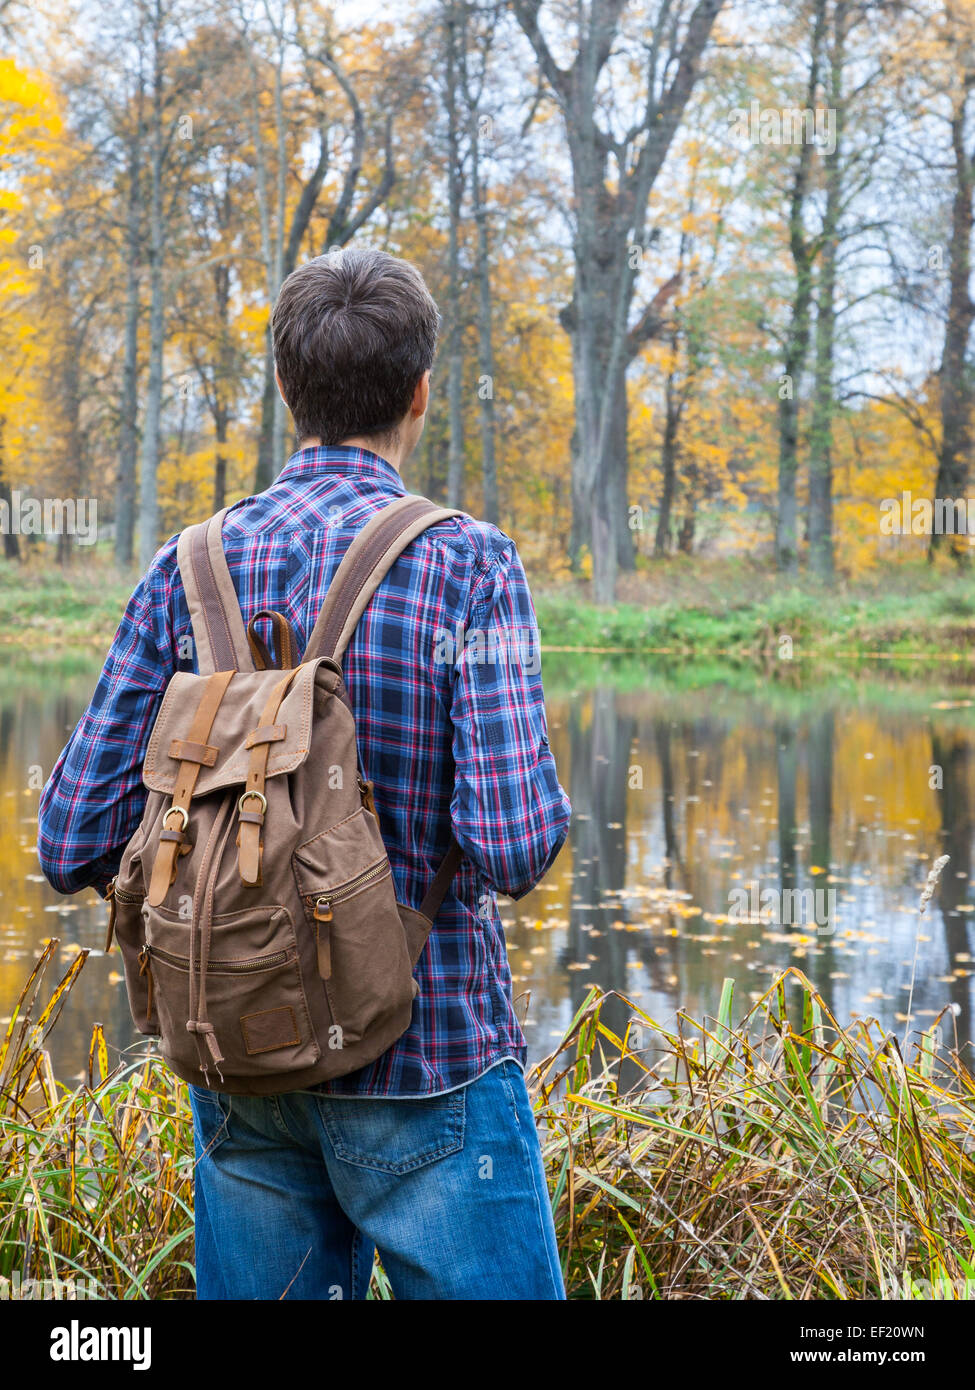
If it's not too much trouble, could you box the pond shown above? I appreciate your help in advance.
[3,652,974,1081]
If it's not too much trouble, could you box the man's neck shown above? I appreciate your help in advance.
[298,436,403,472]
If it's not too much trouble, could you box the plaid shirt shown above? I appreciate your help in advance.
[38,446,570,1097]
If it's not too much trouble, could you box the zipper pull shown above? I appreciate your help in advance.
[314,917,332,980]
[307,897,332,980]
[104,878,117,954]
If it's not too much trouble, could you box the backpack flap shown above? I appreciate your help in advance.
[142,659,342,798]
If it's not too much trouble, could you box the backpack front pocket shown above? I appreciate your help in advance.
[143,905,320,1080]
[292,808,414,1048]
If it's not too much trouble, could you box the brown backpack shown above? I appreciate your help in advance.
[105,494,463,1095]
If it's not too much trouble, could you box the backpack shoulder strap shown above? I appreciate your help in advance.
[303,493,466,929]
[176,507,256,675]
[303,494,462,664]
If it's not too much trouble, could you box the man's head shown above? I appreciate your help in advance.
[272,247,440,463]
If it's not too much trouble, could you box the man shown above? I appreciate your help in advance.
[38,247,571,1300]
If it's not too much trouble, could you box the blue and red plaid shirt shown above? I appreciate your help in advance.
[38,446,571,1097]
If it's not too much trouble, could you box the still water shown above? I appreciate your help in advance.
[3,653,974,1079]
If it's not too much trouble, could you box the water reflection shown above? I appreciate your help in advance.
[506,663,975,1066]
[2,655,975,1079]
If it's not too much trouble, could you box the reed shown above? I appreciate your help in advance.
[533,972,975,1299]
[3,943,974,1299]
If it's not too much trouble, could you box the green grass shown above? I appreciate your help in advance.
[534,554,975,677]
[5,549,975,683]
[0,558,134,652]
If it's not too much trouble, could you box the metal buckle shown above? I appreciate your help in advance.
[163,806,189,832]
[237,790,268,816]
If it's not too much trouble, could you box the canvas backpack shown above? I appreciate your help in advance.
[105,493,463,1096]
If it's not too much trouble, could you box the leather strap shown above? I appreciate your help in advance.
[147,670,234,907]
[304,495,462,664]
[419,838,464,921]
[237,667,302,885]
[168,739,218,766]
[177,509,255,676]
[247,609,299,671]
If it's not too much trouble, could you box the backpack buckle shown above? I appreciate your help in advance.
[237,790,267,818]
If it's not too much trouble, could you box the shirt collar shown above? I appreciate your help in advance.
[277,444,406,493]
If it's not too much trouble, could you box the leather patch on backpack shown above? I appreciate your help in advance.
[240,1006,301,1055]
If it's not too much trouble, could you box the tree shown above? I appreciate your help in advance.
[930,2,975,557]
[513,0,723,602]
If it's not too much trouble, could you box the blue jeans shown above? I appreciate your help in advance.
[188,1059,565,1300]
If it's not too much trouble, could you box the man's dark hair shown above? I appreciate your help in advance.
[272,248,440,447]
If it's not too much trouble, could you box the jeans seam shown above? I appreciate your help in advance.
[269,1094,295,1138]
[350,1229,361,1301]
[498,1067,564,1298]
[191,1088,231,1160]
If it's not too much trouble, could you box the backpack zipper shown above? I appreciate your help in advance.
[141,942,292,974]
[307,859,390,923]
[104,877,143,953]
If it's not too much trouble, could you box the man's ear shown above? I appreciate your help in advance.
[274,367,290,409]
[411,370,430,419]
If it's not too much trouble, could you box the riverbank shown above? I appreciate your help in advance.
[3,554,975,679]
[534,554,975,677]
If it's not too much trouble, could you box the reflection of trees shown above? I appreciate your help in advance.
[0,668,140,1082]
[808,712,833,876]
[565,686,635,1068]
[655,721,685,890]
[776,718,798,891]
[931,729,973,1054]
[807,710,836,1018]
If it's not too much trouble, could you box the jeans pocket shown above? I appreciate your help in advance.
[189,1084,231,1158]
[316,1089,466,1174]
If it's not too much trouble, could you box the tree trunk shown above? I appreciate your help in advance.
[931,90,975,559]
[0,419,20,561]
[655,364,681,556]
[807,1,845,581]
[466,70,498,522]
[513,0,724,603]
[776,0,827,575]
[255,331,278,492]
[213,418,228,512]
[607,363,634,571]
[138,13,165,576]
[115,114,142,569]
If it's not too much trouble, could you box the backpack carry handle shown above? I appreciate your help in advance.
[247,609,300,671]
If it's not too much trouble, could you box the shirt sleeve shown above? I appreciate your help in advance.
[37,566,175,897]
[449,539,571,899]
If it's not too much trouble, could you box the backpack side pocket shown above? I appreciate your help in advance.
[108,823,159,1037]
